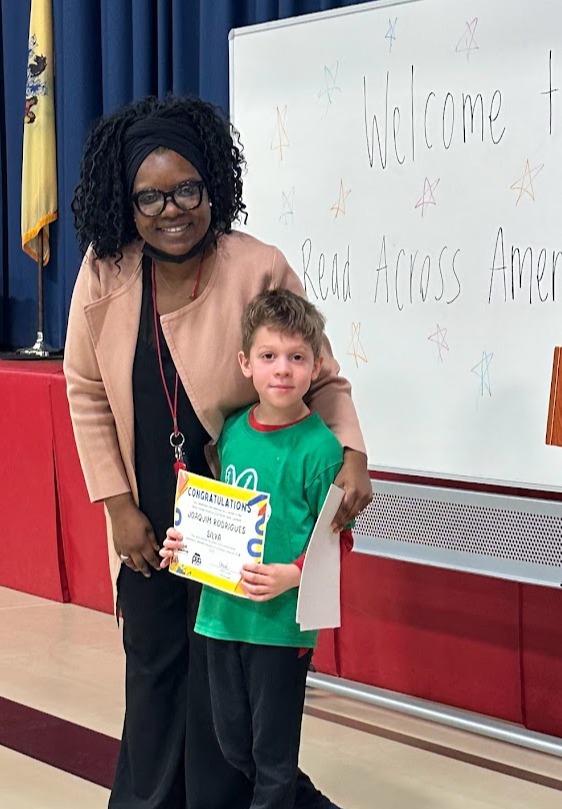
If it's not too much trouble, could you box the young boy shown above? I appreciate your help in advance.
[161,288,353,809]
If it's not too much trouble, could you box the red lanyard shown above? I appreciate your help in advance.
[151,254,205,475]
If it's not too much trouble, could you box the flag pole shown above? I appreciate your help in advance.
[17,228,54,357]
[18,0,58,359]
[38,227,43,335]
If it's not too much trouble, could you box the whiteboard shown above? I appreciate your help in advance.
[230,0,562,491]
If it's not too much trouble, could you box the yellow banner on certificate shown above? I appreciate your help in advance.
[169,470,270,595]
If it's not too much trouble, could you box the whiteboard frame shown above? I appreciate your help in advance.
[367,464,562,495]
[228,0,562,495]
[228,0,562,587]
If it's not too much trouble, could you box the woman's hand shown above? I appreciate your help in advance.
[332,448,372,531]
[240,562,301,601]
[159,528,183,569]
[105,493,161,577]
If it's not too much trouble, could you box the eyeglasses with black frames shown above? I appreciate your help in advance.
[132,180,205,217]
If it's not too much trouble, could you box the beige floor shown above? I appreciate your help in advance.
[1,585,561,809]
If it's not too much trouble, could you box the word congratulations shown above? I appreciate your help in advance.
[186,487,251,512]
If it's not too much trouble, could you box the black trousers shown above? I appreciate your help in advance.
[109,566,336,809]
[207,639,312,809]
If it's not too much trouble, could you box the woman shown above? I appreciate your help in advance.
[64,95,371,809]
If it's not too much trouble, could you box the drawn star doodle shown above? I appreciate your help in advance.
[385,18,398,52]
[510,160,544,205]
[415,177,440,217]
[455,18,479,61]
[331,179,351,219]
[279,187,295,225]
[428,325,449,363]
[318,62,341,114]
[471,351,493,396]
[347,323,368,368]
[271,106,290,161]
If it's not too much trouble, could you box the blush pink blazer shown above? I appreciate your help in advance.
[64,231,366,594]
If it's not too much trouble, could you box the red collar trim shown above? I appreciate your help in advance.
[248,406,311,432]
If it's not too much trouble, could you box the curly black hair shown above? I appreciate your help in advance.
[72,95,246,258]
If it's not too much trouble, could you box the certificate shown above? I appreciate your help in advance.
[169,469,270,596]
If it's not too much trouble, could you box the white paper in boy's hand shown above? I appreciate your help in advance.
[296,485,345,631]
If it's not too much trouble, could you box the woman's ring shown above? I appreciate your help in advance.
[120,554,130,561]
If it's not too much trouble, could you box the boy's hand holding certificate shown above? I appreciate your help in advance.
[169,470,270,596]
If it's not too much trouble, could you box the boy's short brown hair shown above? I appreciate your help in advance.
[241,288,326,359]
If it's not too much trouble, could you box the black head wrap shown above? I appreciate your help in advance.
[123,115,211,196]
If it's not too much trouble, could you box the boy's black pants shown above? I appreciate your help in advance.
[207,638,313,809]
[109,565,329,809]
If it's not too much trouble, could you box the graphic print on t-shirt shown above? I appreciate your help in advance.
[224,464,258,490]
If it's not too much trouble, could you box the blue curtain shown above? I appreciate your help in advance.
[0,0,372,350]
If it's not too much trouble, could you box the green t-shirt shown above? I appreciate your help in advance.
[194,406,344,648]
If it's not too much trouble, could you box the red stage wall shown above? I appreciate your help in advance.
[0,362,66,602]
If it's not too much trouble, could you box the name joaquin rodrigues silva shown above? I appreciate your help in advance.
[183,486,252,534]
